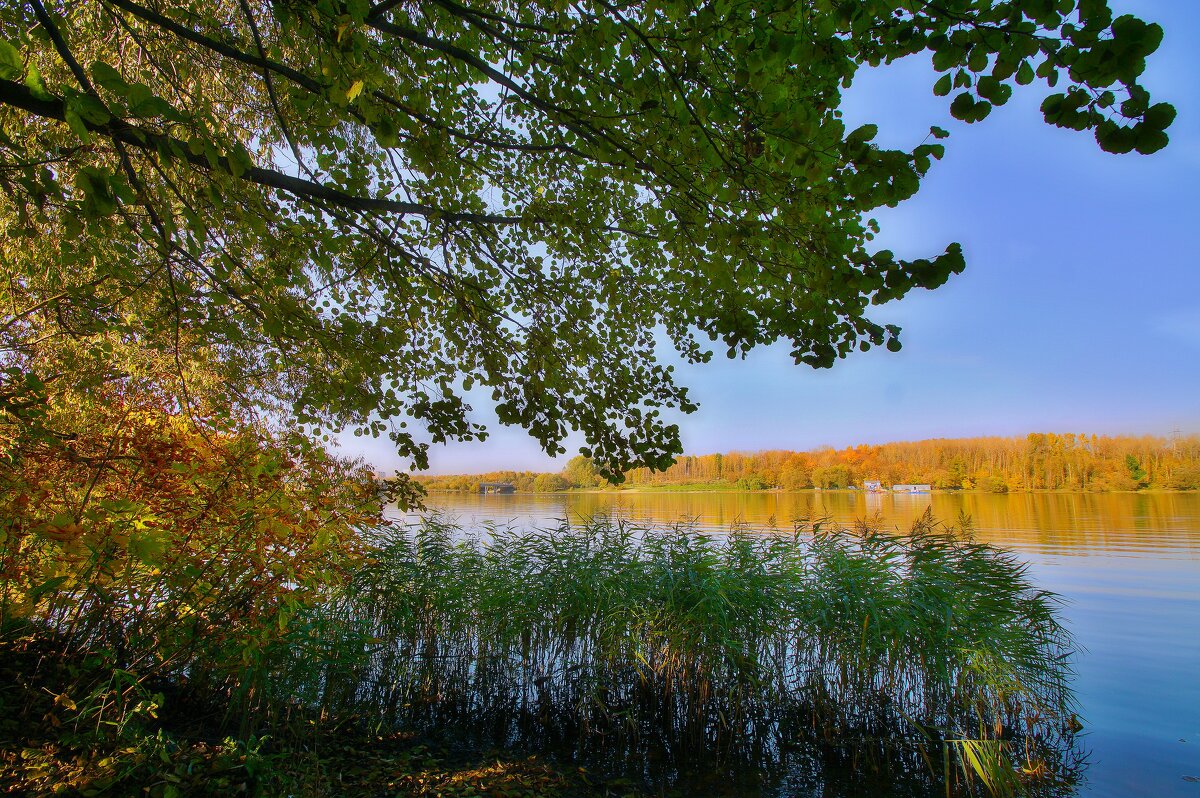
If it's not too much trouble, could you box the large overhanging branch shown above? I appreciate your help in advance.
[0,78,521,225]
[105,0,645,174]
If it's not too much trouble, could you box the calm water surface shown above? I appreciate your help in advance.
[394,491,1200,797]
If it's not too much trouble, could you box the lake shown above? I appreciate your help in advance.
[391,490,1200,797]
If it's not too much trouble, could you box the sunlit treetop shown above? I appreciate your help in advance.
[0,0,1173,481]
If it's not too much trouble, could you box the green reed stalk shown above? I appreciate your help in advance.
[261,511,1078,795]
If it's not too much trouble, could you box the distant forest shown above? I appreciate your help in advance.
[415,433,1200,493]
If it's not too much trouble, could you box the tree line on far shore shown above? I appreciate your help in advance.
[415,432,1200,493]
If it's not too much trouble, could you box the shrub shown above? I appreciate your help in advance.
[0,389,377,733]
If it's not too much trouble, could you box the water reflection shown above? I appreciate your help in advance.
[397,490,1200,558]
[389,491,1200,798]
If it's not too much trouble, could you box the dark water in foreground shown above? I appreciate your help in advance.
[390,491,1200,797]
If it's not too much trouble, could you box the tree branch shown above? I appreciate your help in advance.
[0,78,522,225]
[103,0,327,96]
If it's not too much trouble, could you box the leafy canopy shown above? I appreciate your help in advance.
[0,0,1173,479]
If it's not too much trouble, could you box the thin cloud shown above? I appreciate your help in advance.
[1154,310,1200,349]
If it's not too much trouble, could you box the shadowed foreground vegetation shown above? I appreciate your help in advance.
[3,503,1082,796]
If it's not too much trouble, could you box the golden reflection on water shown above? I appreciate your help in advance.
[404,490,1200,557]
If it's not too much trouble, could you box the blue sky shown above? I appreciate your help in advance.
[347,0,1199,475]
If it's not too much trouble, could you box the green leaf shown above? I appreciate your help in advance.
[1095,122,1136,154]
[0,40,22,81]
[931,47,958,72]
[933,73,952,97]
[63,108,91,141]
[915,143,945,161]
[1143,102,1176,131]
[1134,128,1168,155]
[129,93,179,119]
[76,167,117,216]
[29,575,70,602]
[1121,86,1150,117]
[24,62,52,101]
[66,94,111,125]
[90,61,127,92]
[949,92,975,121]
[108,172,136,204]
[846,124,877,145]
[976,77,1012,105]
[967,47,988,73]
[227,145,254,178]
[373,114,400,147]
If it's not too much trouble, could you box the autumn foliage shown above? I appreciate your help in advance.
[0,381,378,731]
[621,433,1200,492]
[419,433,1200,493]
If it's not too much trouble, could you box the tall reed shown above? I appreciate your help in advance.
[263,512,1079,795]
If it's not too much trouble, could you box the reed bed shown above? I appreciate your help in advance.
[263,512,1080,795]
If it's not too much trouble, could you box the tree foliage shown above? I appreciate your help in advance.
[561,453,605,488]
[619,432,1200,491]
[0,0,1173,478]
[420,432,1200,493]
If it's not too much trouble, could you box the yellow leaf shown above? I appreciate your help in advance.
[347,80,365,102]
